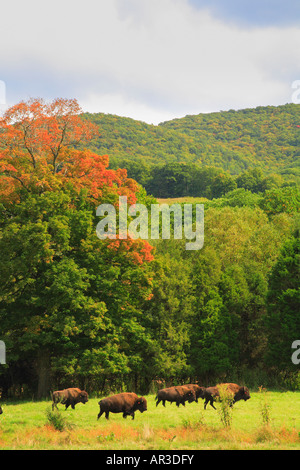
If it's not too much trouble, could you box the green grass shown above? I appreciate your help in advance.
[0,391,299,449]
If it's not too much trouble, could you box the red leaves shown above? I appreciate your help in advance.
[0,98,137,203]
[107,237,154,265]
[0,98,154,265]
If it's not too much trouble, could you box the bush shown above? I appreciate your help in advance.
[45,407,74,432]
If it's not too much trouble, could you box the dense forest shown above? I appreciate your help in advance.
[0,99,299,399]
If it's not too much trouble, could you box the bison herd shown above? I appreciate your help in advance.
[49,382,250,420]
[0,383,250,420]
[155,383,250,412]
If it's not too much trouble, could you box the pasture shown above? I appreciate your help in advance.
[0,391,299,450]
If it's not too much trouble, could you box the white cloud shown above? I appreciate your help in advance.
[80,92,176,124]
[1,0,300,123]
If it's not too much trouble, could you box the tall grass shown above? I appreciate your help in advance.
[217,385,234,428]
[258,386,271,426]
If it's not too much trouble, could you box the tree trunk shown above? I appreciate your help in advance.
[36,351,51,399]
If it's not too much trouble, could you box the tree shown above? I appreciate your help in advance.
[0,98,155,397]
[259,186,300,217]
[0,98,96,171]
[264,234,300,372]
[236,168,266,193]
[143,240,195,381]
[0,98,141,206]
[188,246,238,378]
[210,172,237,198]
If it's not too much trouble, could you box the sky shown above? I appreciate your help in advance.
[1,0,300,124]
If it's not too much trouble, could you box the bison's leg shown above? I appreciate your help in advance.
[155,398,161,407]
[105,411,109,420]
[97,409,104,420]
[209,398,216,410]
[64,399,71,410]
[123,411,135,420]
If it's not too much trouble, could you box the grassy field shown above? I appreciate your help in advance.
[157,197,209,205]
[0,391,299,450]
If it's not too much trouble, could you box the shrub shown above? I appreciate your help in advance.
[45,407,74,432]
[217,385,234,428]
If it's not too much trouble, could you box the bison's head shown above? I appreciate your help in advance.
[241,386,251,401]
[197,387,206,399]
[80,391,89,404]
[136,397,147,413]
[187,390,196,403]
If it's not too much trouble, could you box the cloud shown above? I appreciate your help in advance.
[1,0,300,124]
[188,0,300,27]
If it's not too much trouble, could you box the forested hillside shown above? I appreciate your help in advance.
[82,104,300,197]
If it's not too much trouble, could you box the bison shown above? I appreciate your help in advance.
[97,392,147,420]
[0,406,2,415]
[51,387,89,410]
[155,385,196,407]
[182,384,205,402]
[203,383,251,410]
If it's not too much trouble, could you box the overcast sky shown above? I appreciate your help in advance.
[1,0,300,124]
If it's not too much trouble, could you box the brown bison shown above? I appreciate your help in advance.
[183,384,205,402]
[155,385,196,407]
[203,383,251,410]
[97,392,147,420]
[52,387,89,410]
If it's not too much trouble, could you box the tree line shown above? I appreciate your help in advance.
[109,160,298,200]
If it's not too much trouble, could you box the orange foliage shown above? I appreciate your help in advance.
[0,98,153,264]
[0,97,139,203]
[108,237,154,264]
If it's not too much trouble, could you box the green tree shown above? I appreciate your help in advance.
[259,186,300,217]
[211,172,237,198]
[264,234,300,372]
[0,188,154,397]
[144,240,195,380]
[236,168,266,193]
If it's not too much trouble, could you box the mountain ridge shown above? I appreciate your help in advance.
[81,103,300,180]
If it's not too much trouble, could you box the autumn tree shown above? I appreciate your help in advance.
[0,98,154,398]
